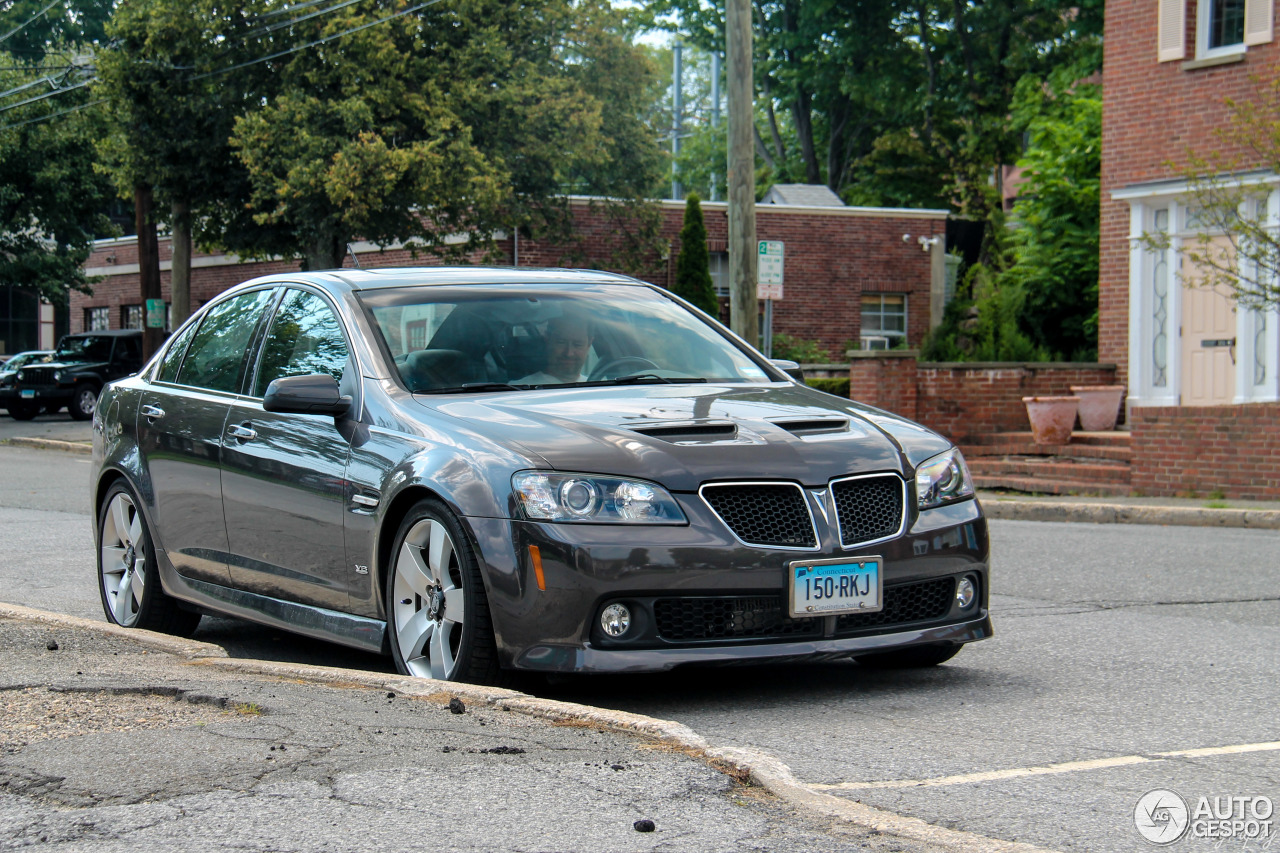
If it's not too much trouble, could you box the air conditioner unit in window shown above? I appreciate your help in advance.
[861,336,890,351]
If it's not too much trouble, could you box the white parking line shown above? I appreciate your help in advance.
[810,740,1280,791]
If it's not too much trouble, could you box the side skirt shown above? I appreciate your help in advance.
[172,573,387,655]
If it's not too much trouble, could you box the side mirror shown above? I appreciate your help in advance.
[770,359,805,383]
[263,374,352,416]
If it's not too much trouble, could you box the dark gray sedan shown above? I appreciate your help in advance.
[91,267,991,684]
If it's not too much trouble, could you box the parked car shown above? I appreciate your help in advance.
[7,331,143,421]
[0,350,56,415]
[90,268,991,684]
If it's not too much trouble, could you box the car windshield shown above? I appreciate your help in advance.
[55,336,114,363]
[3,352,51,371]
[359,283,775,393]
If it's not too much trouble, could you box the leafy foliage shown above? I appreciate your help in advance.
[0,57,114,302]
[771,333,832,363]
[1003,65,1101,360]
[673,193,717,315]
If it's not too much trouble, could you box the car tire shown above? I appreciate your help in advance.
[8,402,38,421]
[385,498,503,684]
[70,384,99,420]
[97,481,201,637]
[856,642,963,669]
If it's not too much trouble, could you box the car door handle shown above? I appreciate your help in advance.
[141,405,165,421]
[227,423,258,441]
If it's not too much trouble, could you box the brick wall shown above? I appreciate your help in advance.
[849,353,1119,441]
[1130,403,1280,498]
[1099,0,1280,389]
[76,199,946,354]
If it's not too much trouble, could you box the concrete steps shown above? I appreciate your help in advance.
[960,431,1133,497]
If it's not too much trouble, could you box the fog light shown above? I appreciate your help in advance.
[956,577,976,609]
[600,603,632,637]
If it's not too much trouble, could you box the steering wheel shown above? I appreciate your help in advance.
[588,356,660,381]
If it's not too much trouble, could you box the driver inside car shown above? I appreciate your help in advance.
[514,313,594,384]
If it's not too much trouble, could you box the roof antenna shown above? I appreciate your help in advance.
[346,243,362,269]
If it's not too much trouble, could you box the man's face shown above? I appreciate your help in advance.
[545,322,592,381]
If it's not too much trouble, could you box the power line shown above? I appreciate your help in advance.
[0,96,102,131]
[237,0,367,41]
[0,0,61,46]
[189,0,447,81]
[0,77,88,113]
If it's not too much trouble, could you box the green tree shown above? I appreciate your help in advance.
[672,193,717,315]
[0,57,114,303]
[1003,65,1102,360]
[229,0,664,270]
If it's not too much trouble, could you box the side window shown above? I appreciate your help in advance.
[157,321,200,384]
[175,290,276,393]
[116,335,142,367]
[252,289,350,397]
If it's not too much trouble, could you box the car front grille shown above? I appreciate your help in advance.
[830,474,905,546]
[653,596,821,642]
[18,366,57,385]
[700,483,816,548]
[652,577,960,644]
[836,577,956,632]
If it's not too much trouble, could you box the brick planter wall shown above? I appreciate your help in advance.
[848,352,1119,441]
[1130,404,1280,499]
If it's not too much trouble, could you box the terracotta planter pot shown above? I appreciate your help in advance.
[1070,385,1125,432]
[1022,396,1079,446]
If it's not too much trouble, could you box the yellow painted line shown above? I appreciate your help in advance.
[811,756,1151,790]
[1155,740,1280,758]
[811,739,1280,792]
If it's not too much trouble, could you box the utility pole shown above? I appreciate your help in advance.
[133,183,164,359]
[710,51,722,202]
[726,0,758,347]
[671,43,684,201]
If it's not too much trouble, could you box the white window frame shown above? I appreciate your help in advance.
[860,293,907,349]
[85,307,110,331]
[1197,0,1249,59]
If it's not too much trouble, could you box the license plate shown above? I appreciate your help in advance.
[20,389,35,399]
[788,557,882,618]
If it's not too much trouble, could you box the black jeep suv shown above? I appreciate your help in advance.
[3,330,143,421]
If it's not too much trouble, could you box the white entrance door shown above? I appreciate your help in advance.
[1179,236,1236,406]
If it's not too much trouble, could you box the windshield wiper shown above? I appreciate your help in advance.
[597,373,708,386]
[429,382,527,394]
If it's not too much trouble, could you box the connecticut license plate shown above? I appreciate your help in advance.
[788,557,882,618]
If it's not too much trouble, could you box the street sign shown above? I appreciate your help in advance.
[145,299,166,329]
[758,240,783,300]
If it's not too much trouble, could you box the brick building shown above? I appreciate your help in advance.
[1100,0,1276,405]
[1098,0,1279,496]
[74,197,948,358]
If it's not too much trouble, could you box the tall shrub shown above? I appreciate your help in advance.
[673,193,719,315]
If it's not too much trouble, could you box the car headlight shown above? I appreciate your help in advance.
[512,471,687,524]
[915,449,975,509]
[53,370,63,382]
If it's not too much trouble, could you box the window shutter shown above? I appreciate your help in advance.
[1244,0,1274,44]
[1158,0,1187,61]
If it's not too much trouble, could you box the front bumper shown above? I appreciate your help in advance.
[470,495,992,673]
[515,613,993,673]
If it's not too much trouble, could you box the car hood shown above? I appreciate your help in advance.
[424,383,952,492]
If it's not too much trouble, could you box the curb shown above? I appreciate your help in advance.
[1,603,1057,853]
[981,499,1280,529]
[3,437,92,455]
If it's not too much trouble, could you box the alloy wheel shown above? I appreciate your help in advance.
[100,491,146,626]
[391,517,467,679]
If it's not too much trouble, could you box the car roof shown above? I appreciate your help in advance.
[237,266,648,292]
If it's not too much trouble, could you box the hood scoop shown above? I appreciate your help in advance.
[771,417,850,436]
[628,421,738,443]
